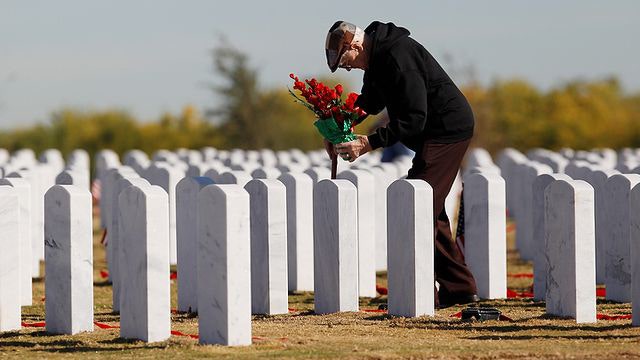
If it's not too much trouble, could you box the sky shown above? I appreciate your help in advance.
[0,0,638,128]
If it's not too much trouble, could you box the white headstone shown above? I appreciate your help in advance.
[118,184,170,342]
[603,174,640,302]
[365,167,393,271]
[463,172,507,299]
[40,149,65,174]
[110,177,150,313]
[516,162,552,261]
[186,163,211,177]
[278,173,314,292]
[95,149,120,182]
[532,173,571,300]
[387,179,435,317]
[55,169,85,188]
[104,167,139,281]
[0,148,9,165]
[251,167,282,180]
[304,166,331,184]
[145,163,185,265]
[68,149,90,171]
[197,185,251,346]
[583,169,619,284]
[245,179,288,315]
[44,185,93,334]
[7,169,45,274]
[0,178,32,305]
[175,176,214,313]
[217,170,252,187]
[313,179,358,314]
[629,183,640,326]
[123,150,150,174]
[545,180,596,323]
[0,187,21,332]
[337,170,376,298]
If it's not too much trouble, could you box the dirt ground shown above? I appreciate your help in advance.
[1,219,638,359]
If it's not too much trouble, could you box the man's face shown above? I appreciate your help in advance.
[338,45,358,72]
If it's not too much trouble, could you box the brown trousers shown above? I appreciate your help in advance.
[407,138,477,304]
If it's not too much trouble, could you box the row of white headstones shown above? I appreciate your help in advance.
[1,146,639,345]
[470,146,640,324]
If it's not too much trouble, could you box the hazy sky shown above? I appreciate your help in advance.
[1,0,638,128]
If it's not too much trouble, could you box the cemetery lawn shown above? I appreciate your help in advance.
[2,220,639,359]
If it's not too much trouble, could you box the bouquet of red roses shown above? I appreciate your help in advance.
[288,73,366,145]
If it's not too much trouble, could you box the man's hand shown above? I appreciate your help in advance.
[334,134,372,162]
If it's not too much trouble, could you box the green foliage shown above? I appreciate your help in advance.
[206,41,354,150]
[463,77,640,154]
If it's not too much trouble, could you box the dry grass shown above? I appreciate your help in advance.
[1,220,639,359]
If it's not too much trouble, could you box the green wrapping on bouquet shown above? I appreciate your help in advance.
[314,117,357,144]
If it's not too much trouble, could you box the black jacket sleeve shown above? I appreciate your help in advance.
[355,79,385,116]
[367,69,428,150]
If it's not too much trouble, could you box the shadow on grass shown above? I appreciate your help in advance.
[0,334,128,353]
[94,280,112,287]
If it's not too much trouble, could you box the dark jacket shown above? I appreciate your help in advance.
[356,22,474,151]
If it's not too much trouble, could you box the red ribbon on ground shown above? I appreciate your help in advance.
[21,321,46,327]
[596,313,631,320]
[94,321,119,329]
[508,273,534,278]
[361,309,387,313]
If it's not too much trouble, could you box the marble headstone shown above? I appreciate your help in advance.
[118,184,170,342]
[144,164,185,265]
[629,183,640,326]
[532,173,571,300]
[245,179,288,315]
[603,174,640,302]
[0,187,21,331]
[583,169,619,284]
[251,167,282,180]
[217,170,253,187]
[365,167,393,271]
[278,173,314,292]
[303,166,331,184]
[387,180,435,317]
[110,177,151,313]
[544,180,596,323]
[0,178,32,305]
[313,179,358,314]
[44,185,94,334]
[197,185,251,346]
[337,170,376,298]
[176,176,214,313]
[463,172,507,299]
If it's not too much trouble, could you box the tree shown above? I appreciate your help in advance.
[206,40,355,150]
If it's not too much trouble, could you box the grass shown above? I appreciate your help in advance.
[1,218,639,359]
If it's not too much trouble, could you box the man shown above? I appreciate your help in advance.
[325,21,478,308]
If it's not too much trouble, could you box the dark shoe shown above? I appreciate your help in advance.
[438,294,480,309]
